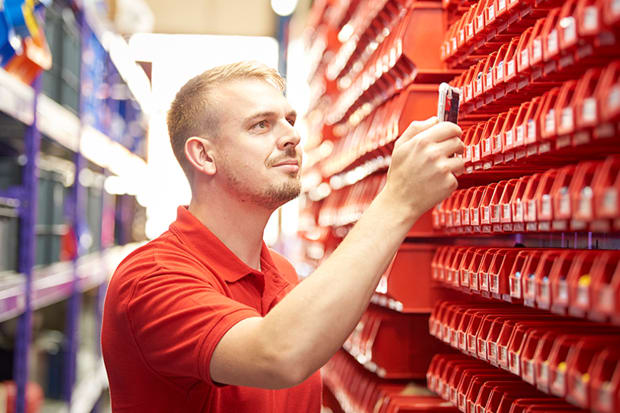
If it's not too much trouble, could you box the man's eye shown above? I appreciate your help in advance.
[287,118,296,126]
[253,120,269,130]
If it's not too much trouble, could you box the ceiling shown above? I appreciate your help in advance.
[142,0,278,37]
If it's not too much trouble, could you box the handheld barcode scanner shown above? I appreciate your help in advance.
[437,82,461,124]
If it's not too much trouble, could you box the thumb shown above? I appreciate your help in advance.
[396,116,439,146]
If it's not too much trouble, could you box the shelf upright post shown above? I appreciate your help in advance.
[14,75,42,413]
[63,151,85,405]
[63,8,87,405]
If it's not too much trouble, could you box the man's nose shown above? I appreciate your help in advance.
[277,121,301,150]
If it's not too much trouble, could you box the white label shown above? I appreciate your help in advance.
[524,200,534,220]
[483,206,490,222]
[561,107,573,130]
[533,38,542,60]
[467,23,474,38]
[559,188,570,215]
[609,85,620,111]
[521,49,529,67]
[451,37,457,52]
[505,130,513,146]
[583,7,599,31]
[582,97,597,123]
[499,0,506,11]
[562,17,577,43]
[459,29,465,44]
[516,125,525,144]
[558,280,568,301]
[495,134,502,150]
[507,60,515,77]
[545,109,556,133]
[484,137,492,153]
[497,62,504,82]
[579,187,593,216]
[528,120,536,141]
[548,30,558,55]
[542,195,552,216]
[477,14,484,28]
[503,204,511,220]
[603,188,618,213]
[488,4,495,20]
[486,71,494,89]
[515,202,523,220]
[476,76,483,94]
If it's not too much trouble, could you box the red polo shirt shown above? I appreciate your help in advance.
[102,206,322,412]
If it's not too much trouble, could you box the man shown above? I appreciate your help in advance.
[101,61,464,412]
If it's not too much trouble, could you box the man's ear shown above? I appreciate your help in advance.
[185,137,217,176]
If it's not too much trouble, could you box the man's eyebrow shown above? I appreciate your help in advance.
[244,110,297,124]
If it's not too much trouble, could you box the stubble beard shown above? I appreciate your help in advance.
[221,164,301,209]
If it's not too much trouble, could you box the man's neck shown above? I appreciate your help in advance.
[187,193,271,271]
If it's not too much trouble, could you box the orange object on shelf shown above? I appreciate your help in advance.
[4,26,52,85]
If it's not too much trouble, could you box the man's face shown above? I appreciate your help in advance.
[209,78,302,210]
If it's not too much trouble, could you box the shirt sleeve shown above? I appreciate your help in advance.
[125,264,260,385]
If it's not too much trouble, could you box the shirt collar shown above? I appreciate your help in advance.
[169,206,278,283]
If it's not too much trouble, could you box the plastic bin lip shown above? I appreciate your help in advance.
[598,60,620,123]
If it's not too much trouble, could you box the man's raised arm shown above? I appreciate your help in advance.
[210,118,464,389]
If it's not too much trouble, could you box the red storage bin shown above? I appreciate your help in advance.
[592,155,620,231]
[566,336,620,408]
[488,182,508,232]
[521,174,543,232]
[551,164,578,231]
[569,161,598,230]
[489,249,520,301]
[510,176,530,233]
[478,249,500,295]
[535,169,559,232]
[589,348,620,413]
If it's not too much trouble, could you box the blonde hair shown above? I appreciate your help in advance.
[167,61,285,179]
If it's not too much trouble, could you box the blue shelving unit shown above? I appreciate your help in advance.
[0,1,150,411]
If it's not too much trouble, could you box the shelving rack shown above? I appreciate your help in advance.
[0,1,150,412]
[303,0,620,412]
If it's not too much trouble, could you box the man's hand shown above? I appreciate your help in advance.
[383,117,465,223]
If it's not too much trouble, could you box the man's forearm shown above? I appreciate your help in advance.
[260,188,421,381]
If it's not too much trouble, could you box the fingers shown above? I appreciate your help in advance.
[397,116,440,144]
[434,136,465,159]
[441,156,466,177]
[418,121,463,144]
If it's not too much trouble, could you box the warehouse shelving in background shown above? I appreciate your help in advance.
[0,1,149,412]
[302,0,620,412]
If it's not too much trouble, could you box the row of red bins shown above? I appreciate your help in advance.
[428,302,620,412]
[449,6,618,116]
[322,83,438,178]
[431,246,620,323]
[323,350,459,413]
[327,2,444,127]
[458,61,620,174]
[326,0,417,81]
[342,304,435,379]
[432,156,620,234]
[442,0,619,67]
[318,173,386,227]
[427,353,596,413]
